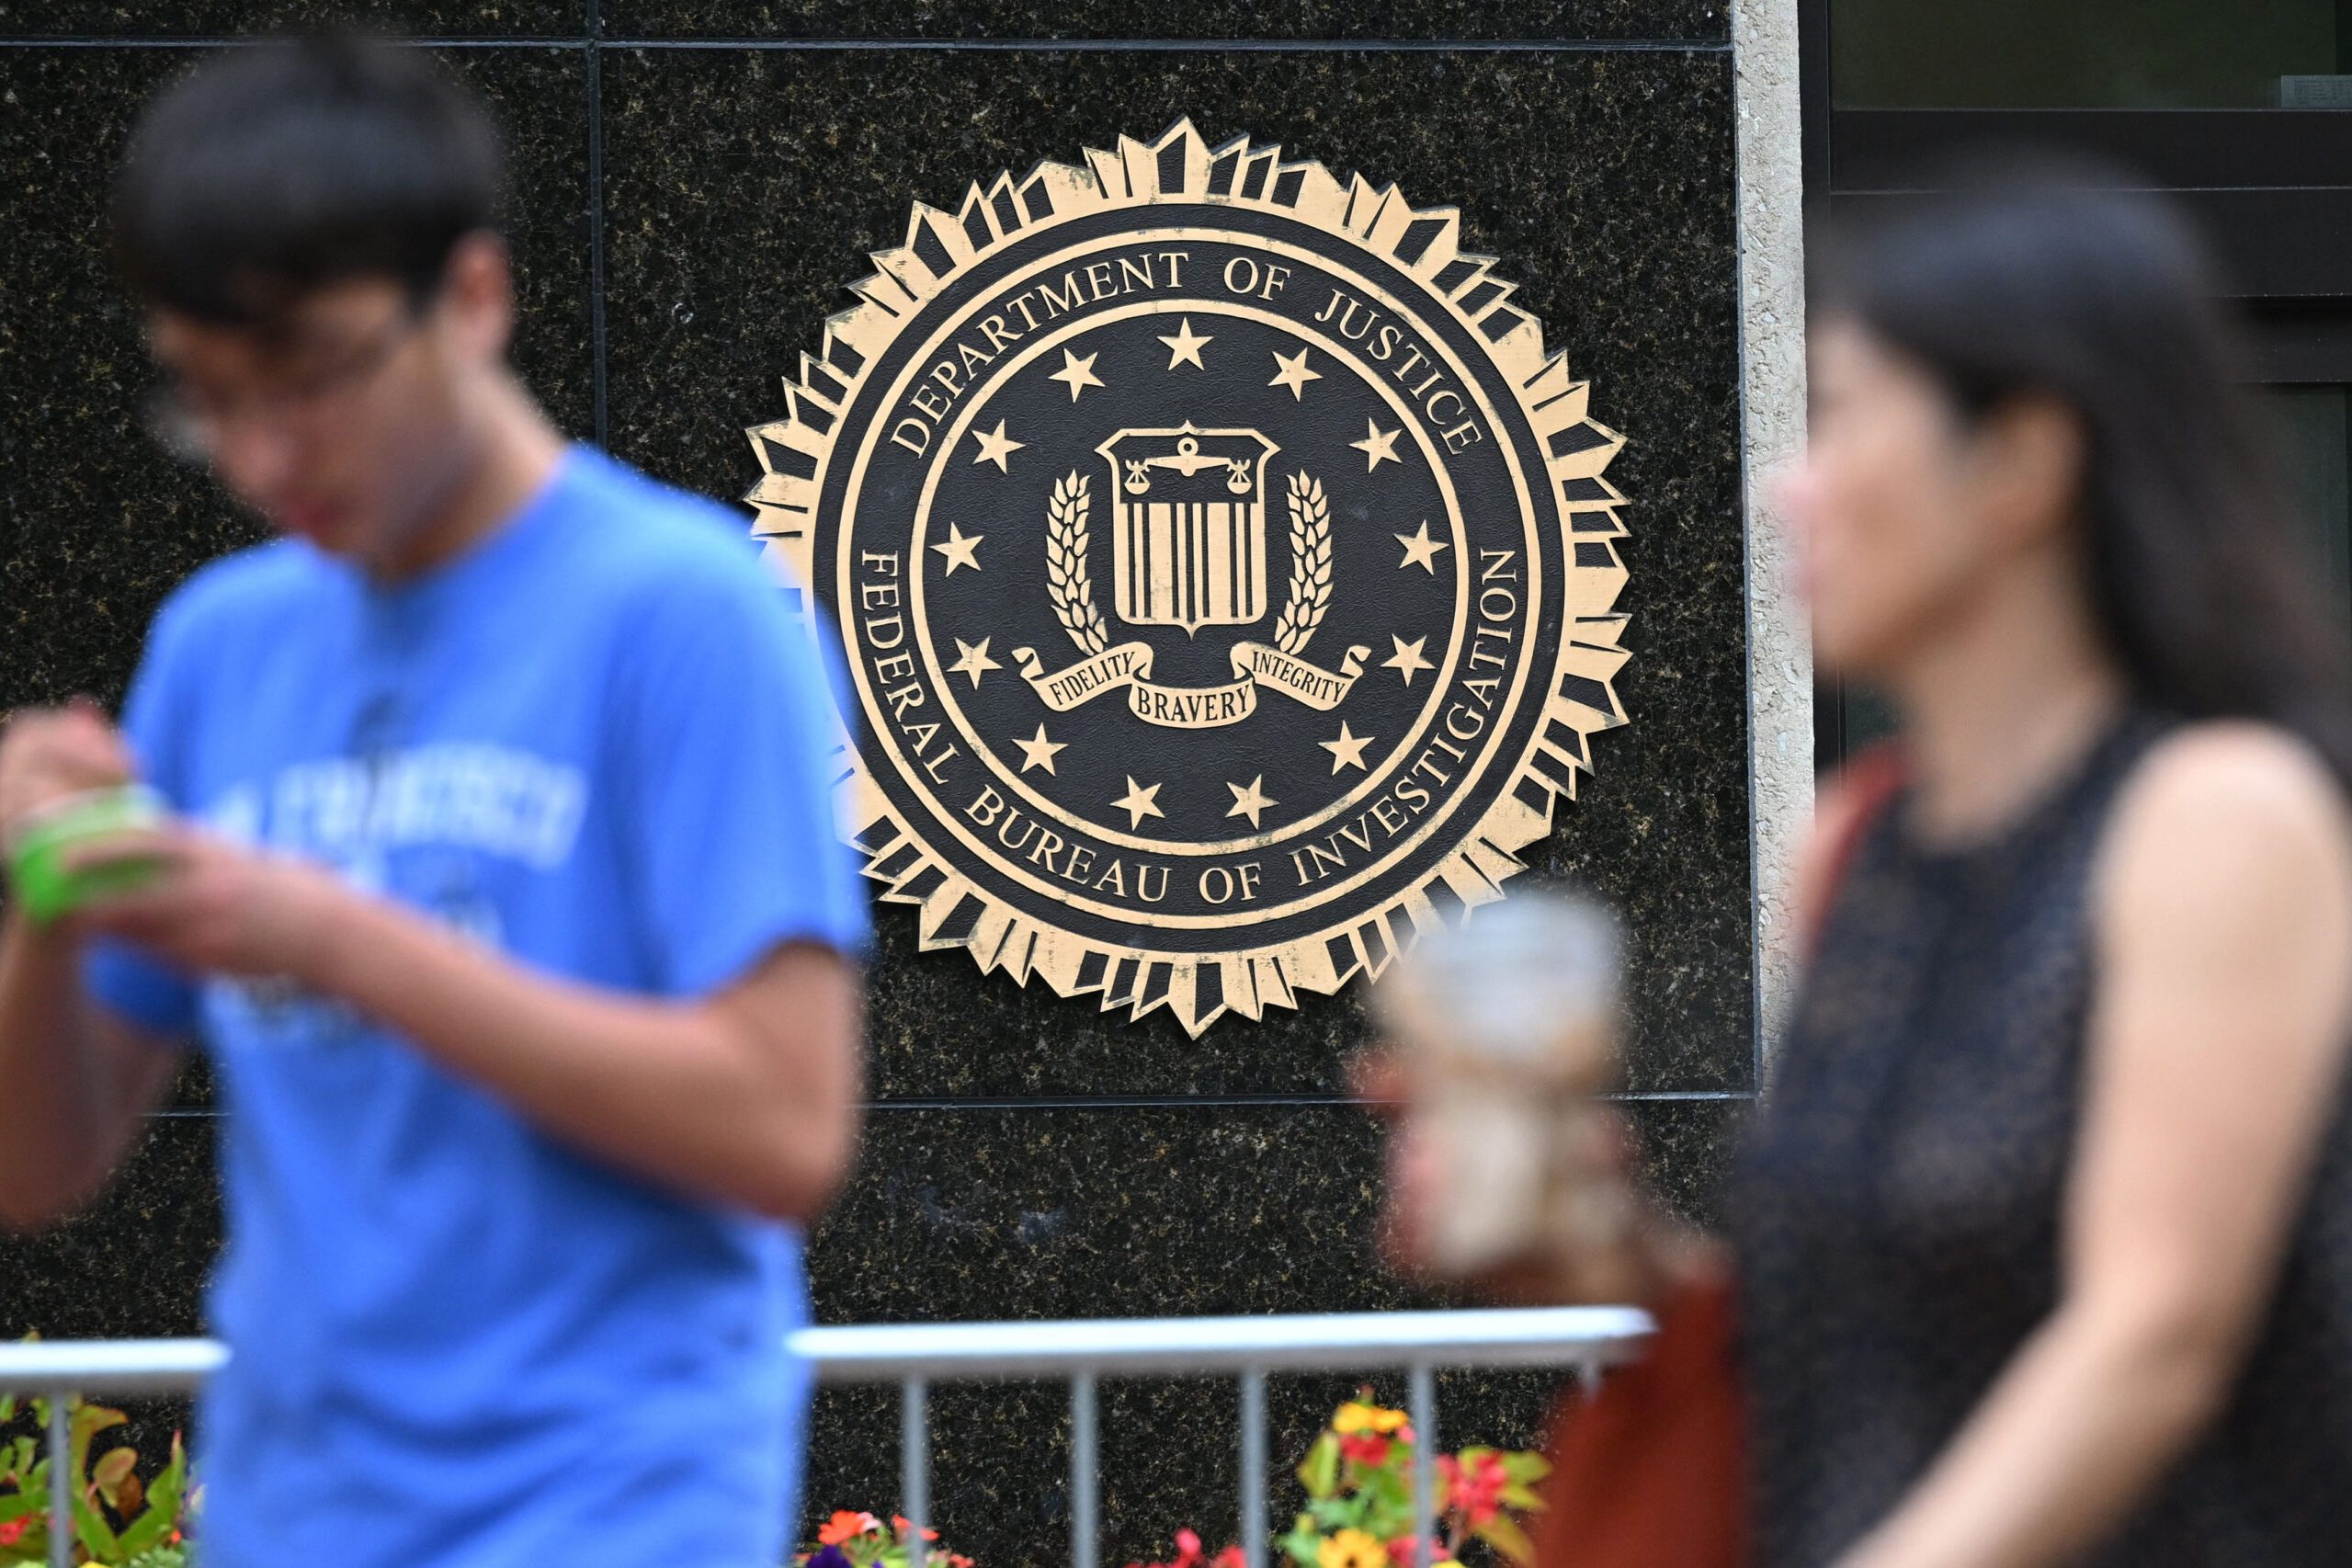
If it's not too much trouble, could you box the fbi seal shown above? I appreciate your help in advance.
[745,122,1630,1033]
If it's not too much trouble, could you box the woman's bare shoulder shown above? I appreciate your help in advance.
[2102,720,2352,926]
[2121,721,2346,836]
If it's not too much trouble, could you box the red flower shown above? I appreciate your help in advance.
[0,1519,25,1547]
[1212,1550,1246,1568]
[1176,1528,1205,1563]
[1437,1452,1510,1524]
[893,1515,942,1542]
[1341,1432,1393,1468]
[819,1510,880,1546]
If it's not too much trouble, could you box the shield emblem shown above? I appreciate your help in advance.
[1097,424,1278,634]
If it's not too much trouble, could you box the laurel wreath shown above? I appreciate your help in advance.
[1273,472,1332,656]
[1045,468,1332,656]
[1047,471,1110,655]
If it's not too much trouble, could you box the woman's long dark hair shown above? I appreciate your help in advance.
[1818,154,2352,787]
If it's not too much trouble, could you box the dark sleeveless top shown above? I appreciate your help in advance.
[1733,714,2352,1566]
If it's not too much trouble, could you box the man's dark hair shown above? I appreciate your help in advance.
[112,33,506,329]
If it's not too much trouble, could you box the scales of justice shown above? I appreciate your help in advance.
[1013,421,1371,733]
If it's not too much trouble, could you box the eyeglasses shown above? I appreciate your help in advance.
[143,306,426,465]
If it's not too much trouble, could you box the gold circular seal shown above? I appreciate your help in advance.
[744,121,1630,1034]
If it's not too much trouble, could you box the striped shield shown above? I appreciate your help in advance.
[1097,424,1278,635]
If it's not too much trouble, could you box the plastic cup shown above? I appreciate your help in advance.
[1377,892,1629,1281]
[5,785,169,926]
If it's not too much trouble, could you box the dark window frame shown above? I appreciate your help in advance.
[1801,0,2352,770]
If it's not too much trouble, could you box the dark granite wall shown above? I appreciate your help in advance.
[0,6,1748,1562]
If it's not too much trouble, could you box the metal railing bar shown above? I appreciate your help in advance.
[45,1391,66,1568]
[0,1339,225,1397]
[1239,1368,1267,1568]
[789,1308,1653,1383]
[0,1310,1649,1395]
[1408,1364,1436,1568]
[1071,1371,1098,1568]
[902,1376,929,1568]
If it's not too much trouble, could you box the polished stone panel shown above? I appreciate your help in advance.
[0,1116,218,1466]
[599,1,1726,42]
[0,1116,220,1341]
[801,1099,1721,1563]
[0,2,583,34]
[0,1093,1741,1561]
[599,42,1751,1096]
[0,45,593,716]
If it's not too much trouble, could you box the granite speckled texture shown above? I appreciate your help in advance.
[0,18,1755,1565]
[800,1096,1741,1564]
[598,0,1726,41]
[0,1098,1744,1562]
[0,2,583,34]
[599,44,1751,1097]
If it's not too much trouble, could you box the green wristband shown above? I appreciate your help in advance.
[5,786,168,926]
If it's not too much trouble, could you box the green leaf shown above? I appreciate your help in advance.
[1277,1516,1324,1568]
[1499,1451,1551,1483]
[1298,1434,1340,1500]
[0,1494,35,1527]
[70,1402,128,1493]
[92,1447,138,1510]
[1499,1483,1545,1511]
[73,1486,123,1562]
[118,1444,185,1558]
[1473,1514,1537,1567]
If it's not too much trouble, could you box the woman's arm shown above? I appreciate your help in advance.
[1835,723,2352,1568]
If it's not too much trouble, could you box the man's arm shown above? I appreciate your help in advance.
[0,913,183,1229]
[71,832,863,1223]
[0,702,190,1230]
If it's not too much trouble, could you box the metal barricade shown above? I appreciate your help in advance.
[0,1307,1653,1568]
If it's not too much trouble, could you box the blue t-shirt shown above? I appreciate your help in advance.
[85,448,868,1567]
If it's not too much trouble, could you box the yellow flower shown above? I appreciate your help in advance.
[1333,1401,1410,1436]
[1316,1528,1387,1568]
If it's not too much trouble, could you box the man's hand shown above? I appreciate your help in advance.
[0,699,136,835]
[65,827,351,983]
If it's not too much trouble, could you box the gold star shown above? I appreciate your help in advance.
[1319,722,1376,774]
[1225,776,1278,830]
[1268,347,1322,401]
[1351,419,1403,472]
[1394,519,1451,574]
[1014,722,1067,775]
[1048,348,1105,402]
[1383,634,1435,687]
[971,419,1026,472]
[947,636,1002,689]
[930,522,984,574]
[1112,775,1165,829]
[1157,317,1213,370]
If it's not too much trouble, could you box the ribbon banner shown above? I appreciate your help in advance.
[1012,642,1371,731]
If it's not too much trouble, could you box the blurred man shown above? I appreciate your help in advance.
[0,35,866,1567]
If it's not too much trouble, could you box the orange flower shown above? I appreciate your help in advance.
[1318,1528,1388,1568]
[819,1510,880,1546]
[1333,1401,1412,1437]
[894,1515,942,1542]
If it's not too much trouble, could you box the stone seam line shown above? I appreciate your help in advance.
[1733,0,1812,1082]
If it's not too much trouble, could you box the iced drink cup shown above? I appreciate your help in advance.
[1377,891,1634,1291]
[6,785,168,926]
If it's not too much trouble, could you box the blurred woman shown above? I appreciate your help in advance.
[1741,163,2352,1566]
